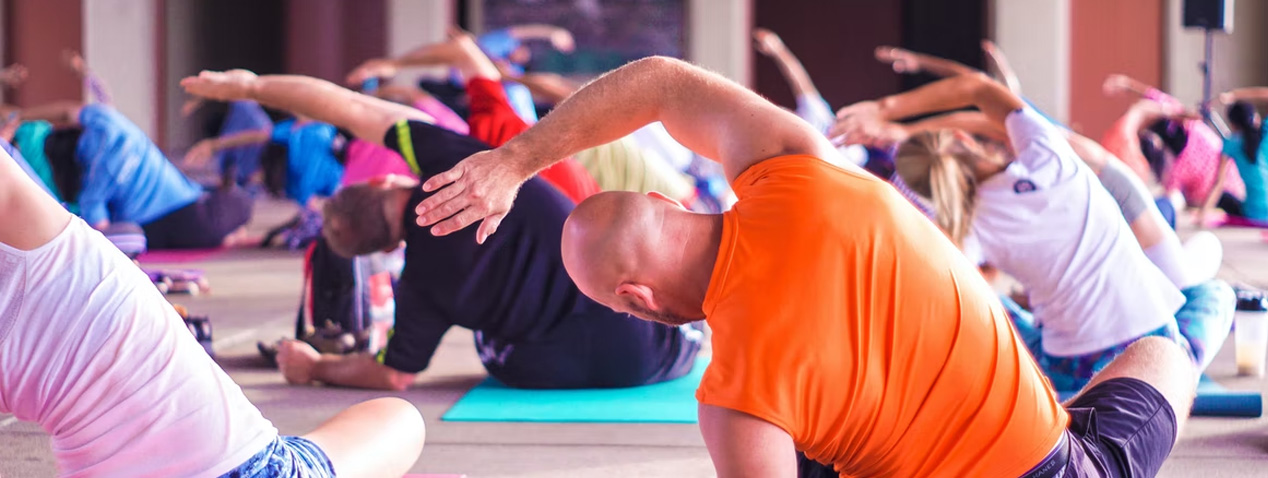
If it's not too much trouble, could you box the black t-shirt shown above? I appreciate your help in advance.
[379,120,585,373]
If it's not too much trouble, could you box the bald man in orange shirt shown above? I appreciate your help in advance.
[371,57,1190,477]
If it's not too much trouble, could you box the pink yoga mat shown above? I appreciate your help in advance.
[136,248,224,264]
[1221,216,1268,229]
[402,475,466,478]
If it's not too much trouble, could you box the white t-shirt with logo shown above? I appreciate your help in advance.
[973,108,1185,356]
[0,218,277,477]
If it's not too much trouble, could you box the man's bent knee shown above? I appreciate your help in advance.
[1120,336,1197,419]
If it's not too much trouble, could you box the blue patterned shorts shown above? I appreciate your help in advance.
[1005,280,1236,392]
[219,436,335,478]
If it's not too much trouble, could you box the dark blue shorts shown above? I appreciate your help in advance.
[476,299,704,389]
[219,436,335,478]
[142,187,253,249]
[1056,377,1178,478]
[797,377,1177,478]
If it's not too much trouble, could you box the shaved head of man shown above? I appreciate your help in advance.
[561,191,722,326]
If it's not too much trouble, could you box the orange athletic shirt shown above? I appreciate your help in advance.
[696,155,1068,478]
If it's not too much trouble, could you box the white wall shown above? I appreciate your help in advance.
[992,0,1070,122]
[688,0,751,85]
[388,0,453,84]
[84,0,158,137]
[1164,0,1268,107]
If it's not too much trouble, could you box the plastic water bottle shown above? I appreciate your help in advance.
[1235,292,1268,377]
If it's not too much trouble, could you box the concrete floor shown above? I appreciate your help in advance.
[3,197,1268,477]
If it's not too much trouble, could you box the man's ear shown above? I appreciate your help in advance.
[647,191,686,210]
[615,282,660,311]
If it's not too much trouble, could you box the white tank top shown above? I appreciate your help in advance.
[0,218,276,477]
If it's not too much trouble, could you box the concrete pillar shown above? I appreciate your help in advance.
[162,0,199,151]
[688,0,752,86]
[84,0,159,137]
[992,0,1070,123]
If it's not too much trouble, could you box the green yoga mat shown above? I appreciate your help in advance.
[442,359,708,423]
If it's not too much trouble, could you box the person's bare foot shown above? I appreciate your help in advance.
[220,226,261,248]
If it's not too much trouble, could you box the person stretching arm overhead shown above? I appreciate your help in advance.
[411,56,841,241]
[385,56,1197,478]
[1104,74,1240,209]
[18,101,253,249]
[0,146,427,478]
[182,61,700,394]
[752,28,835,136]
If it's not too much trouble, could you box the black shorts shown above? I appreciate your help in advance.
[142,188,253,249]
[1057,377,1179,478]
[795,377,1177,478]
[476,299,704,389]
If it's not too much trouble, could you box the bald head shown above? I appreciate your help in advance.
[562,191,718,326]
[562,191,657,298]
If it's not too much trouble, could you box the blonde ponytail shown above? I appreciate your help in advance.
[895,130,981,247]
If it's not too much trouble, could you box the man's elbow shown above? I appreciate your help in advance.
[962,72,1002,97]
[384,368,416,391]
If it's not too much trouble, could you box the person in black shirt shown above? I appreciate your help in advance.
[182,69,701,390]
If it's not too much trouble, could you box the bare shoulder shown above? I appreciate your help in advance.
[0,150,72,250]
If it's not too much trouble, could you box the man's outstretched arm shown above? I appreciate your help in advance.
[1219,87,1268,104]
[835,73,1024,134]
[181,70,431,147]
[904,110,1008,144]
[413,56,839,242]
[874,46,978,79]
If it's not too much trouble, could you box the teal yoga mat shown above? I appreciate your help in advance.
[1057,375,1262,418]
[442,359,707,423]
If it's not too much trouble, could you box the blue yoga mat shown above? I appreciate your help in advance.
[442,359,707,423]
[1057,375,1262,418]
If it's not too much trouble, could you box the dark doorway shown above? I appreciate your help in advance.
[163,0,287,151]
[900,0,988,91]
[753,0,987,112]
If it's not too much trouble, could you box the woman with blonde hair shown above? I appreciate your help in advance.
[836,73,1233,391]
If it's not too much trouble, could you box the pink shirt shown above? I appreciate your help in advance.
[341,139,418,186]
[1145,89,1244,204]
[413,97,469,136]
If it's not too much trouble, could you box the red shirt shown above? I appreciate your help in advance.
[465,78,599,203]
